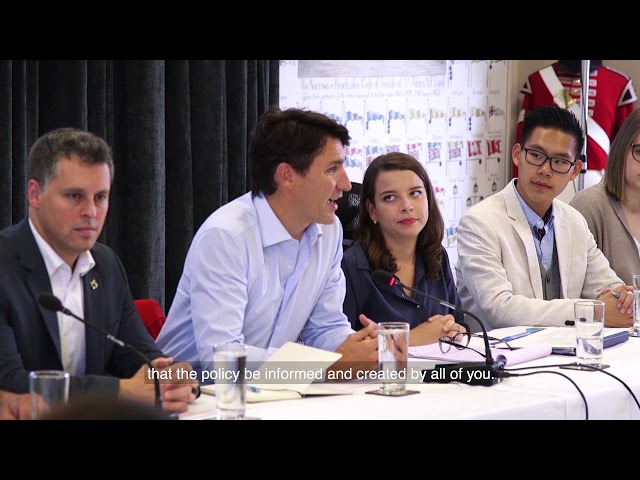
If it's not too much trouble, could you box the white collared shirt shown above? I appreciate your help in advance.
[29,218,95,375]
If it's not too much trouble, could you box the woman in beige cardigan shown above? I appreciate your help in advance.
[570,108,640,286]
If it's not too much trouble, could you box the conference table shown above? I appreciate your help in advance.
[181,327,640,420]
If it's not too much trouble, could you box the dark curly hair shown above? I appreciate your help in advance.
[249,106,350,196]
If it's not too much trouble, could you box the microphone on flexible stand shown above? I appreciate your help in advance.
[37,293,163,411]
[371,270,503,386]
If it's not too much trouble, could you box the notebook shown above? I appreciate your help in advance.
[200,342,351,403]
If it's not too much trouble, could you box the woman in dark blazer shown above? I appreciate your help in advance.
[342,152,467,346]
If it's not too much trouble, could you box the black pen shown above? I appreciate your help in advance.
[566,292,621,325]
[552,347,575,355]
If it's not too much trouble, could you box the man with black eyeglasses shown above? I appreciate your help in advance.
[455,105,633,332]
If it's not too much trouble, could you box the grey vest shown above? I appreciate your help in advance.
[540,242,561,300]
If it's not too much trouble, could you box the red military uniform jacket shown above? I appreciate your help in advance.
[514,61,637,177]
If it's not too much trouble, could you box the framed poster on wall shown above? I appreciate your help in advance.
[279,60,510,271]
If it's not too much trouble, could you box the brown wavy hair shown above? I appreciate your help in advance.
[356,152,444,279]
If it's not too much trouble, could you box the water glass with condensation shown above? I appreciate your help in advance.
[29,370,70,419]
[574,300,605,368]
[213,343,248,420]
[377,322,410,395]
[632,275,640,337]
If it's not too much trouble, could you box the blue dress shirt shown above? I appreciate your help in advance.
[156,192,354,372]
[513,180,555,272]
[341,242,466,330]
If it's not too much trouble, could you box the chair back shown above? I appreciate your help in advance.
[335,182,362,249]
[134,299,166,340]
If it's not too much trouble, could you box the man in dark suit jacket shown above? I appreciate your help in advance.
[0,128,198,414]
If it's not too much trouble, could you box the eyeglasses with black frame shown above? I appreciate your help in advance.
[630,143,640,162]
[483,334,515,350]
[522,147,576,173]
[439,332,515,357]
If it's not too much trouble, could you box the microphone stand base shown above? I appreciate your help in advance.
[365,389,420,397]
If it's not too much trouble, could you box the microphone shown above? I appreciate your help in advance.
[37,293,163,411]
[371,270,503,386]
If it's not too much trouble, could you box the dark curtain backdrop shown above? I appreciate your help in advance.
[0,60,279,312]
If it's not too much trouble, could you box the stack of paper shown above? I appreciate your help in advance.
[408,340,552,366]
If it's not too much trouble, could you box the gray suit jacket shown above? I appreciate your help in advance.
[455,179,623,331]
[570,181,640,286]
[0,218,164,397]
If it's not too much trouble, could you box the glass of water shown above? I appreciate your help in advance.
[377,322,410,395]
[632,275,640,337]
[574,300,605,368]
[213,343,248,420]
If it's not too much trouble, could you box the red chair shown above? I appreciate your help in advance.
[134,299,166,340]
